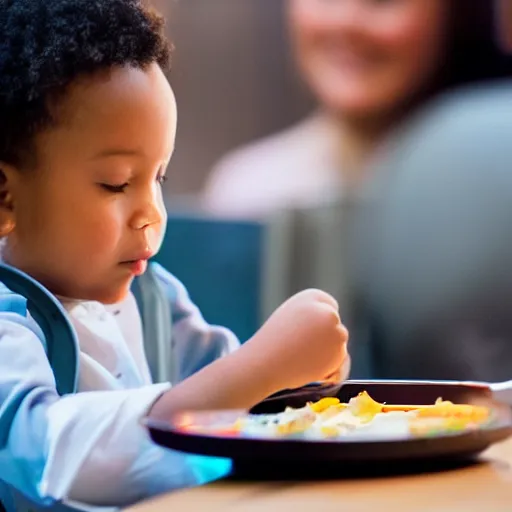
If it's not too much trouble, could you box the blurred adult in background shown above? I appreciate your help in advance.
[203,0,511,219]
[355,81,512,381]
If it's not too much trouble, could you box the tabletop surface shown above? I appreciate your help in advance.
[127,438,512,512]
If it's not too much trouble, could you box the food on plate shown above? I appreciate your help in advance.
[178,391,492,440]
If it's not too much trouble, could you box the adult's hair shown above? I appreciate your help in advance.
[437,0,511,89]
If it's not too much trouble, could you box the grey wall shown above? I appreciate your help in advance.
[152,0,314,197]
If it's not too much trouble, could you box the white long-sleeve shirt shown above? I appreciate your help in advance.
[0,264,239,509]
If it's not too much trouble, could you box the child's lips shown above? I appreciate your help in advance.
[120,248,154,275]
[120,259,148,276]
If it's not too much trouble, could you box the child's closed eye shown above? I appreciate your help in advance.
[100,182,129,193]
[99,171,167,193]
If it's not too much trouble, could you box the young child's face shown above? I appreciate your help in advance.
[4,63,176,303]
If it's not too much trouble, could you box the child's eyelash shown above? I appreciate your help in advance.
[101,183,129,193]
[100,173,166,193]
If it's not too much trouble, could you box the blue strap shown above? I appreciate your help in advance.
[0,262,160,395]
[132,265,173,384]
[0,264,79,396]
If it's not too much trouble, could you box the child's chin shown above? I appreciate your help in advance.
[96,280,133,305]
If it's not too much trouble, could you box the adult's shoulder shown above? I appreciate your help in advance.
[394,80,512,153]
[213,113,332,175]
[357,80,512,381]
[368,80,512,197]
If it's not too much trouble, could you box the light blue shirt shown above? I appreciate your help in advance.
[0,263,239,509]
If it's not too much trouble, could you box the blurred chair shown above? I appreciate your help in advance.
[154,206,375,377]
[153,210,267,343]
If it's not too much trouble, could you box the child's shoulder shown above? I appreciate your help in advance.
[0,268,47,338]
[0,263,79,395]
[0,279,31,316]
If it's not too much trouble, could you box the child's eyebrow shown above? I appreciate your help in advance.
[90,148,143,160]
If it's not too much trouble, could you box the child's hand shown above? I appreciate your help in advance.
[150,289,350,420]
[246,289,349,391]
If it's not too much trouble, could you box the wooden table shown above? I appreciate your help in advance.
[128,439,512,512]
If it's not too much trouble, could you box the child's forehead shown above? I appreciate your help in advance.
[56,65,175,125]
[42,64,176,161]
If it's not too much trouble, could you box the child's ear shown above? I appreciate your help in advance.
[0,162,16,237]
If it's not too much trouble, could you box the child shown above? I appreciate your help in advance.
[0,0,349,509]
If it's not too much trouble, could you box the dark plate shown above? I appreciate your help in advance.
[144,380,512,470]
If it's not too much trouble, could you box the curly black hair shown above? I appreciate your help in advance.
[0,0,172,167]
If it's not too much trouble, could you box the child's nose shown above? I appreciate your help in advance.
[130,200,164,230]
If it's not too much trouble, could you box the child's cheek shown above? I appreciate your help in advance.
[152,195,167,253]
[149,220,166,256]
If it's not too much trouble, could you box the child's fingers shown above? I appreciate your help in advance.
[323,349,351,383]
[296,288,339,311]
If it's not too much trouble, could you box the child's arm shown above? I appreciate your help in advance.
[0,280,348,507]
[153,264,350,388]
[150,288,350,419]
[0,318,227,507]
[149,264,349,418]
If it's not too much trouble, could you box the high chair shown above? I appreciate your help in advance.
[152,209,265,343]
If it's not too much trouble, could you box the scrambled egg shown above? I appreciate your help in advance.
[235,392,491,440]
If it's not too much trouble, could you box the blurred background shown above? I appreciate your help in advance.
[152,0,313,197]
[151,0,512,382]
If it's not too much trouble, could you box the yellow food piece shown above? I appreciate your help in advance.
[229,391,492,438]
[416,397,490,422]
[233,418,245,430]
[308,397,341,413]
[318,403,348,420]
[320,426,340,437]
[348,391,383,422]
[276,415,315,435]
[382,404,433,412]
[276,424,295,435]
[409,416,480,436]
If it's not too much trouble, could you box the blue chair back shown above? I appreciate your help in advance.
[153,212,265,342]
